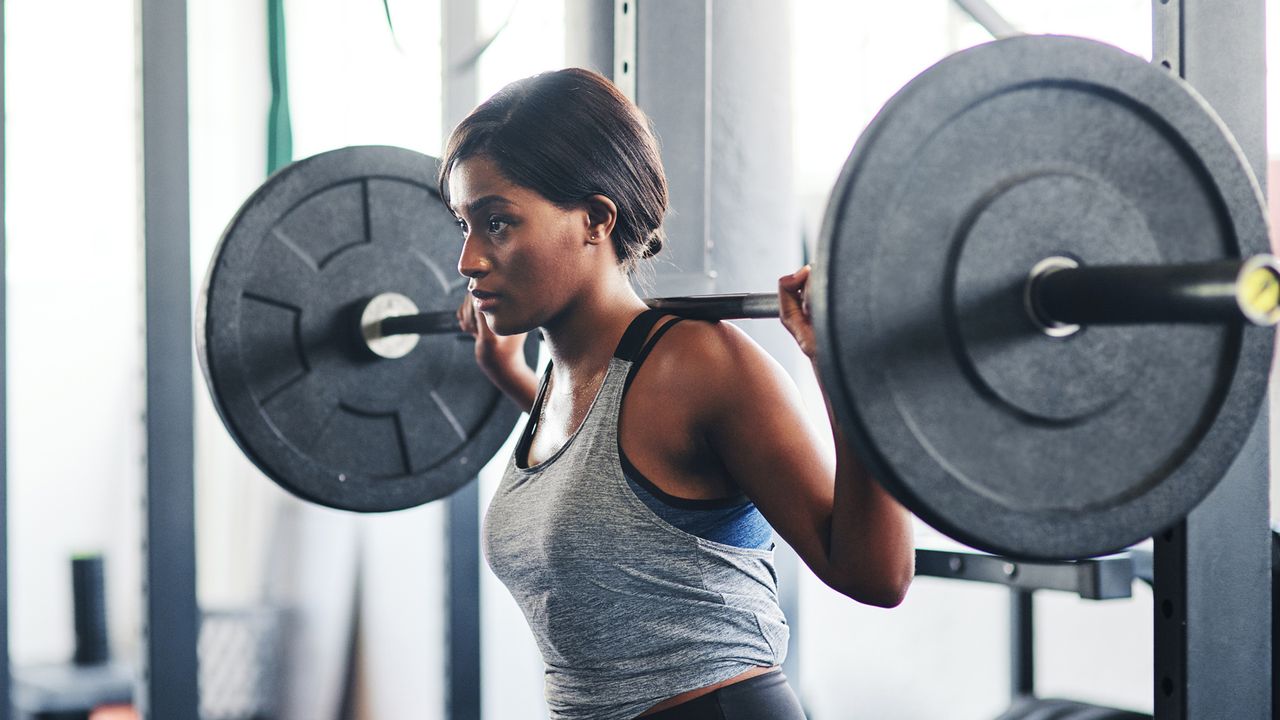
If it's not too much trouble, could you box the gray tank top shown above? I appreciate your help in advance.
[483,311,789,720]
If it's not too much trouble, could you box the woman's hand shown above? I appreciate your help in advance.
[457,295,527,372]
[779,265,817,359]
[456,295,538,412]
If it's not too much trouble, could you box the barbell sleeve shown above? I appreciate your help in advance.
[1028,254,1280,330]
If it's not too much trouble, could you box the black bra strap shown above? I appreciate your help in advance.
[623,316,685,394]
[514,364,553,469]
[614,309,668,362]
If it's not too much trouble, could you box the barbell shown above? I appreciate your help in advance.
[197,35,1275,560]
[360,255,1280,356]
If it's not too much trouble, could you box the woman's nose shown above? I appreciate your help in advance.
[458,236,490,279]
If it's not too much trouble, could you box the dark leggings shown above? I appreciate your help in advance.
[642,671,807,720]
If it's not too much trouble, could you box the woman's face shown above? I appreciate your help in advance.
[449,154,592,335]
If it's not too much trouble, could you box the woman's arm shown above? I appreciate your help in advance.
[691,267,913,607]
[782,265,914,605]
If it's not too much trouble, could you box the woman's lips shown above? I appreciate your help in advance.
[471,289,499,312]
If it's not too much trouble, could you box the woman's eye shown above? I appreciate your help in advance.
[487,217,508,234]
[455,218,468,235]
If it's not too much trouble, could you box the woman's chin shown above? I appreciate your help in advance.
[485,313,534,337]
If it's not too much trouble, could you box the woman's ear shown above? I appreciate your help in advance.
[583,194,618,245]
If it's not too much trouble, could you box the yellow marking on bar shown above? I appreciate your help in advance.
[1238,263,1280,325]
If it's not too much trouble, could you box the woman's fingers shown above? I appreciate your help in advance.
[475,304,495,340]
[778,263,808,308]
[778,265,817,358]
[778,265,811,320]
[457,294,477,335]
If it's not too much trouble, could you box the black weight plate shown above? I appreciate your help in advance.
[812,36,1272,560]
[198,146,537,512]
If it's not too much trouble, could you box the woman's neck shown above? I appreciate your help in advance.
[540,273,648,379]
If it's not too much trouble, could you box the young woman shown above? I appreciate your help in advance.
[445,67,913,720]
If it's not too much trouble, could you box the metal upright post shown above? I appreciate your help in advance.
[442,1,482,716]
[0,2,9,717]
[565,0,614,78]
[1009,589,1034,701]
[1150,2,1271,717]
[633,0,713,298]
[139,0,199,718]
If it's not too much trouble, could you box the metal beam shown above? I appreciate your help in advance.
[1010,590,1034,701]
[139,0,199,717]
[951,0,1021,39]
[0,0,9,717]
[914,548,1138,600]
[613,0,636,101]
[634,0,713,297]
[445,482,481,720]
[565,0,614,79]
[441,1,482,717]
[1151,4,1270,717]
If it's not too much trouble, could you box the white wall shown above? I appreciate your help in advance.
[6,0,144,668]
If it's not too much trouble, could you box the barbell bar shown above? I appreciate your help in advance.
[361,256,1280,359]
[364,292,782,359]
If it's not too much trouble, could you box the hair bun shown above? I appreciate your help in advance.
[640,231,664,260]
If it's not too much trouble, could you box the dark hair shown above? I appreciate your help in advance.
[439,67,668,269]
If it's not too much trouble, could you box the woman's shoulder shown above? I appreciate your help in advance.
[649,315,759,360]
[637,317,794,403]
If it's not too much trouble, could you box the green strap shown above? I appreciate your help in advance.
[267,0,292,175]
[382,0,403,51]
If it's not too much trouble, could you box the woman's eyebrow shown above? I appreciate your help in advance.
[454,195,516,215]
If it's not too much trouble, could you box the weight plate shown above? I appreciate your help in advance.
[812,36,1272,559]
[198,146,537,512]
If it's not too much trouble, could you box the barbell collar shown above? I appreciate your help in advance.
[1028,254,1280,331]
[362,292,422,359]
